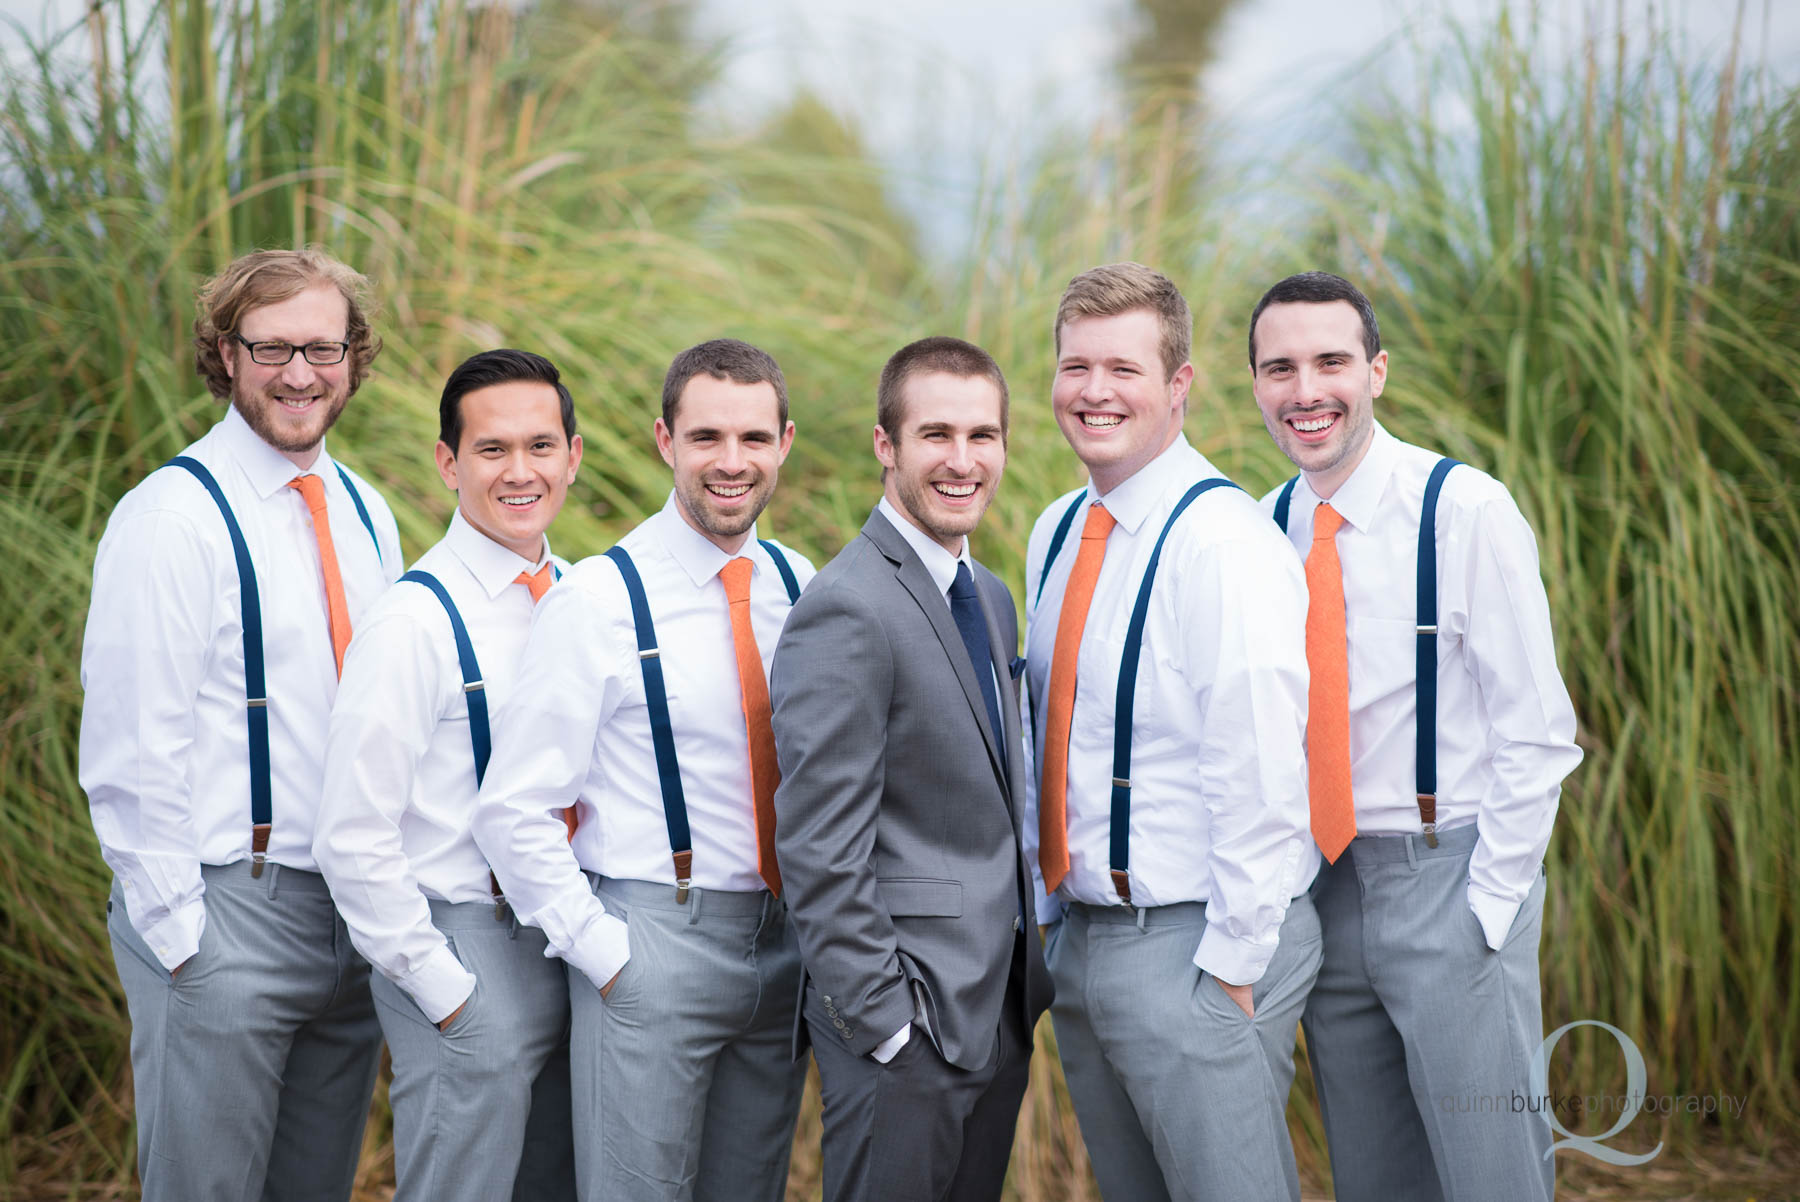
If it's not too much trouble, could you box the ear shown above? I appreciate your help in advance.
[1168,360,1195,410]
[433,440,459,492]
[775,420,796,466]
[564,433,584,483]
[654,417,676,469]
[220,337,237,380]
[1369,349,1388,398]
[872,423,897,471]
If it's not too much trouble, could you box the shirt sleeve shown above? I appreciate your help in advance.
[1452,496,1583,949]
[77,506,216,972]
[1178,530,1312,984]
[315,603,475,1023]
[469,578,631,993]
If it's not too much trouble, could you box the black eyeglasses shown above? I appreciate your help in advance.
[232,334,350,366]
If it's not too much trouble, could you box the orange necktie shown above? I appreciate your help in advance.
[515,563,554,603]
[1038,502,1116,892]
[1306,502,1356,862]
[288,474,353,677]
[720,557,781,896]
[512,562,577,838]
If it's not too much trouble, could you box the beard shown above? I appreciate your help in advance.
[673,470,776,543]
[230,371,351,458]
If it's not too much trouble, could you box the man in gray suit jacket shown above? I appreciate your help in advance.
[771,336,1053,1202]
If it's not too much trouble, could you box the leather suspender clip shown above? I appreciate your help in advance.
[673,849,694,904]
[1417,793,1439,848]
[250,822,272,878]
[1109,868,1133,907]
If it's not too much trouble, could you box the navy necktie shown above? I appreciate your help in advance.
[949,562,1007,776]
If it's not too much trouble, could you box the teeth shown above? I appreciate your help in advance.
[1082,413,1122,428]
[499,496,539,506]
[709,484,751,497]
[1291,414,1336,432]
[935,483,977,498]
[278,397,315,409]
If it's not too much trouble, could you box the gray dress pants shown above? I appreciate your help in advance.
[570,876,807,1202]
[1302,823,1552,1202]
[1047,894,1322,1202]
[370,898,575,1202]
[107,863,382,1202]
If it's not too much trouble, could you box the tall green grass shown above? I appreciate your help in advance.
[3,1,1794,1195]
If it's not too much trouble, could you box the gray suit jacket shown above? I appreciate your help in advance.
[771,508,1052,1071]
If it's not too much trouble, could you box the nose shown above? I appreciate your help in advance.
[1081,368,1113,403]
[279,353,319,388]
[945,436,975,475]
[502,447,533,482]
[717,437,747,475]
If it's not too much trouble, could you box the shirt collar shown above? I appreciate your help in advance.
[1306,421,1399,533]
[445,508,552,600]
[220,404,334,499]
[877,496,972,600]
[1089,433,1204,536]
[653,491,764,588]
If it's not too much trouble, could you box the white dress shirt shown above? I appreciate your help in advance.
[79,406,402,970]
[1024,435,1318,987]
[470,495,816,994]
[315,510,566,1021]
[1261,423,1582,949]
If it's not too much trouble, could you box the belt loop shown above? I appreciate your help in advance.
[687,886,702,926]
[266,861,281,900]
[1405,835,1419,871]
[507,909,521,940]
[1135,905,1149,933]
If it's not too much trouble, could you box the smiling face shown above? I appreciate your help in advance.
[434,379,582,561]
[222,284,354,467]
[655,374,794,553]
[1250,299,1386,498]
[1052,308,1193,494]
[875,370,1007,555]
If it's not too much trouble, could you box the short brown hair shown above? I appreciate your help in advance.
[193,247,382,400]
[1053,262,1191,382]
[661,338,789,428]
[876,336,1009,439]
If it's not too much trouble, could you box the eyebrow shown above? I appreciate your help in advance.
[1257,349,1356,372]
[471,431,562,447]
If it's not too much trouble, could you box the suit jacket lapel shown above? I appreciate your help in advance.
[861,512,1009,793]
[973,573,1023,820]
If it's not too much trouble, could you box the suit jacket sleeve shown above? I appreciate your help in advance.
[770,580,916,1057]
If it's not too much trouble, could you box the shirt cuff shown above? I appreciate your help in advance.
[1468,882,1523,951]
[870,1022,911,1064]
[1193,923,1275,986]
[140,897,207,973]
[398,943,479,1025]
[564,910,632,996]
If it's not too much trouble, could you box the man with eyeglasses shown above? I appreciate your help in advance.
[79,248,403,1201]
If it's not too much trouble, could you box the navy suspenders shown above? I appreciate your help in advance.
[1275,457,1462,845]
[403,561,562,911]
[1035,479,1241,904]
[165,455,381,875]
[1414,458,1461,846]
[1035,491,1088,607]
[605,539,800,901]
[1106,479,1239,903]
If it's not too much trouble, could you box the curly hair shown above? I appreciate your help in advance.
[192,247,383,399]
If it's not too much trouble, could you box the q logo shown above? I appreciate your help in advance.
[1528,1020,1663,1166]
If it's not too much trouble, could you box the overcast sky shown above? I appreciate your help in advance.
[6,0,1794,253]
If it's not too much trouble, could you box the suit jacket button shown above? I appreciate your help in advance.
[841,1029,851,1039]
[833,1018,845,1029]
[822,995,832,1004]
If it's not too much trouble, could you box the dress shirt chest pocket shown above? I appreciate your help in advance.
[1347,615,1424,709]
[878,877,962,918]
